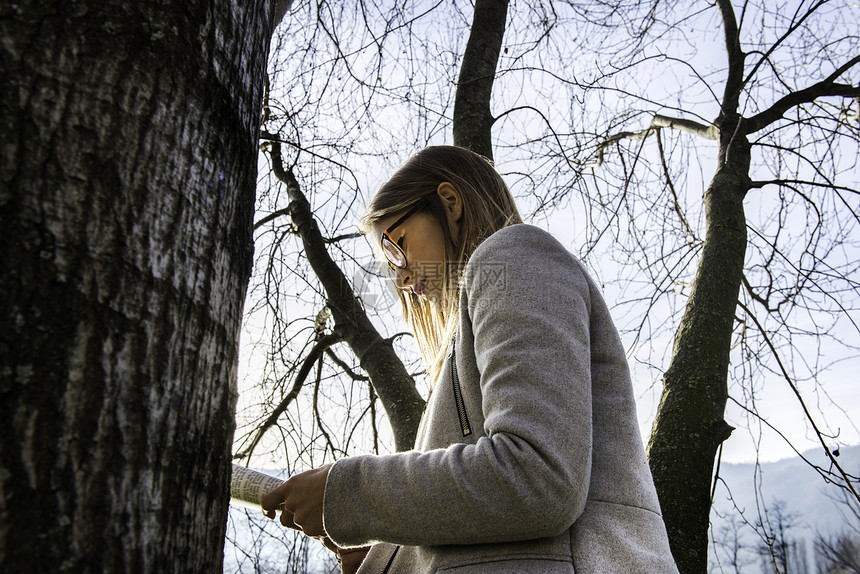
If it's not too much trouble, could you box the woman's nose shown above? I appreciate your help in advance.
[394,266,411,290]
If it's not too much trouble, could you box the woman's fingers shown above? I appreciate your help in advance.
[261,481,296,527]
[259,464,333,538]
[339,546,371,574]
[261,481,290,513]
[282,464,331,537]
[279,508,299,529]
[318,536,340,554]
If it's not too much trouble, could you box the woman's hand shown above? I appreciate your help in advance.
[261,464,333,538]
[319,537,371,574]
[337,546,371,574]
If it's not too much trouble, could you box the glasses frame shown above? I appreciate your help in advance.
[380,198,429,270]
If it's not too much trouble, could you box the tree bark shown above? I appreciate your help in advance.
[453,0,509,161]
[0,1,274,571]
[647,118,750,574]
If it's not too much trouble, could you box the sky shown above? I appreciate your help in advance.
[237,0,860,469]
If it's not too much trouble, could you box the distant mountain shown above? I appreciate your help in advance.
[709,444,859,573]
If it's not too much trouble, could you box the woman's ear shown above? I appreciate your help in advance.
[436,182,463,244]
[436,182,463,223]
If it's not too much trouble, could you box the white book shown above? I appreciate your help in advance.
[230,464,285,511]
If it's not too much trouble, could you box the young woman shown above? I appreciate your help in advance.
[262,146,679,573]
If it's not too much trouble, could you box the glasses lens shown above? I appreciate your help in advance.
[381,235,406,268]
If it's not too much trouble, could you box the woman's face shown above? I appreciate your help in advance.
[373,183,462,305]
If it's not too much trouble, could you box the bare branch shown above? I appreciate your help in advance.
[325,232,362,244]
[737,301,860,502]
[651,114,719,139]
[716,0,745,114]
[312,355,340,458]
[655,129,696,241]
[745,56,860,133]
[234,333,342,462]
[748,179,860,195]
[325,348,369,381]
[254,207,293,230]
[741,0,828,93]
[585,113,717,168]
[262,135,425,451]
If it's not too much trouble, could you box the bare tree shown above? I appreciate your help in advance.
[236,138,425,456]
[233,1,859,572]
[815,491,860,574]
[711,514,757,574]
[1,0,279,571]
[532,2,860,571]
[234,0,511,466]
[816,535,860,574]
[755,500,806,574]
[224,507,334,573]
[230,0,510,565]
[231,1,455,467]
[516,4,859,571]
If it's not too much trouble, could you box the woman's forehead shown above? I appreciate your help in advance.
[375,207,413,235]
[369,217,395,246]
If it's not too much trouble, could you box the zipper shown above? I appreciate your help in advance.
[381,545,400,574]
[450,342,472,437]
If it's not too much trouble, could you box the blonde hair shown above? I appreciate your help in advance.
[361,146,523,382]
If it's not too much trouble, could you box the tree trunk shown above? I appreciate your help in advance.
[647,117,750,573]
[0,1,274,571]
[453,0,509,161]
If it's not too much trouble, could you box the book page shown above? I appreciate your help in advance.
[230,464,285,511]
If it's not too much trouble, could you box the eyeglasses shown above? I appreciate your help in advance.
[380,199,428,270]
